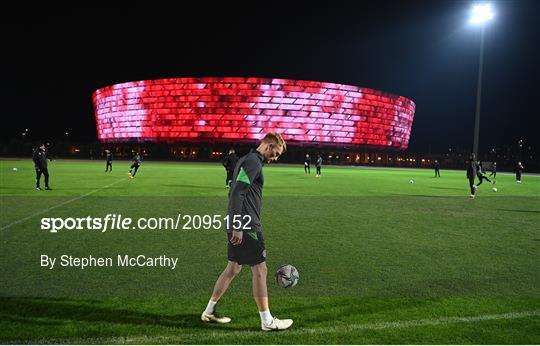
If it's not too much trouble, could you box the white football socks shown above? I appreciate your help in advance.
[204,300,217,315]
[259,310,273,325]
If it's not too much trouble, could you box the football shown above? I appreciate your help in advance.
[275,264,299,288]
[13,167,18,172]
[493,187,498,192]
[409,179,414,184]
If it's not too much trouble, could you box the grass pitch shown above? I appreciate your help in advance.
[1,158,539,344]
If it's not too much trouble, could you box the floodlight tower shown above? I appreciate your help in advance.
[469,3,495,157]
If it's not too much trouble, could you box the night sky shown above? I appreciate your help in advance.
[4,1,539,154]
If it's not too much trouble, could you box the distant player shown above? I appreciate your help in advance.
[489,162,497,178]
[105,149,113,172]
[466,154,477,199]
[315,154,322,177]
[434,160,440,177]
[516,161,524,183]
[476,160,495,187]
[222,149,238,188]
[128,151,142,178]
[304,154,311,175]
[201,133,293,331]
[32,144,52,190]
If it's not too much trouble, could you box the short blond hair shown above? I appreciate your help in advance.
[262,132,286,153]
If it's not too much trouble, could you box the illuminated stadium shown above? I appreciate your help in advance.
[93,77,415,150]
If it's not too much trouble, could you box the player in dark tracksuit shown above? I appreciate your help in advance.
[315,155,322,177]
[33,144,52,190]
[434,160,440,177]
[222,149,238,188]
[466,154,477,198]
[105,150,113,172]
[128,152,142,177]
[202,133,293,331]
[476,161,494,187]
[489,162,497,178]
[304,154,311,174]
[516,161,524,183]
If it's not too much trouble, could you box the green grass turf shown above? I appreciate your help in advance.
[0,158,539,344]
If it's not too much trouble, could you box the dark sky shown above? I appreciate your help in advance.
[4,1,539,154]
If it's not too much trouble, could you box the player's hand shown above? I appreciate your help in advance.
[230,230,243,246]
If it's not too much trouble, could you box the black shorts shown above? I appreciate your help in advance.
[227,231,266,265]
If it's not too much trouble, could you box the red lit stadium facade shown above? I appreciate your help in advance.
[93,77,415,150]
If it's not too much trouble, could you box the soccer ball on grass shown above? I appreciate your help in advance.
[276,264,299,288]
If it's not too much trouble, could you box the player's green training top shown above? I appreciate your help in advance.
[227,149,264,233]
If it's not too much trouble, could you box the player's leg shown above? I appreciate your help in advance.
[201,260,241,323]
[469,177,476,198]
[36,168,42,190]
[132,165,139,177]
[202,232,245,324]
[210,260,242,302]
[252,262,293,331]
[226,169,231,187]
[43,168,50,189]
[247,232,293,331]
[477,175,484,186]
[251,262,269,312]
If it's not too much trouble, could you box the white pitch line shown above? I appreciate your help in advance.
[0,178,126,231]
[6,309,540,344]
[119,309,540,343]
[296,309,540,334]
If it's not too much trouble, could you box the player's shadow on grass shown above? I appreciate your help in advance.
[271,297,430,324]
[495,209,540,214]
[69,187,125,191]
[430,186,464,191]
[389,193,451,198]
[161,184,225,191]
[0,297,251,332]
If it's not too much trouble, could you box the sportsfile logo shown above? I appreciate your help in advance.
[40,214,252,233]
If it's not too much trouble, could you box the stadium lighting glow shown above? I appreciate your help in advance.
[470,3,494,25]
